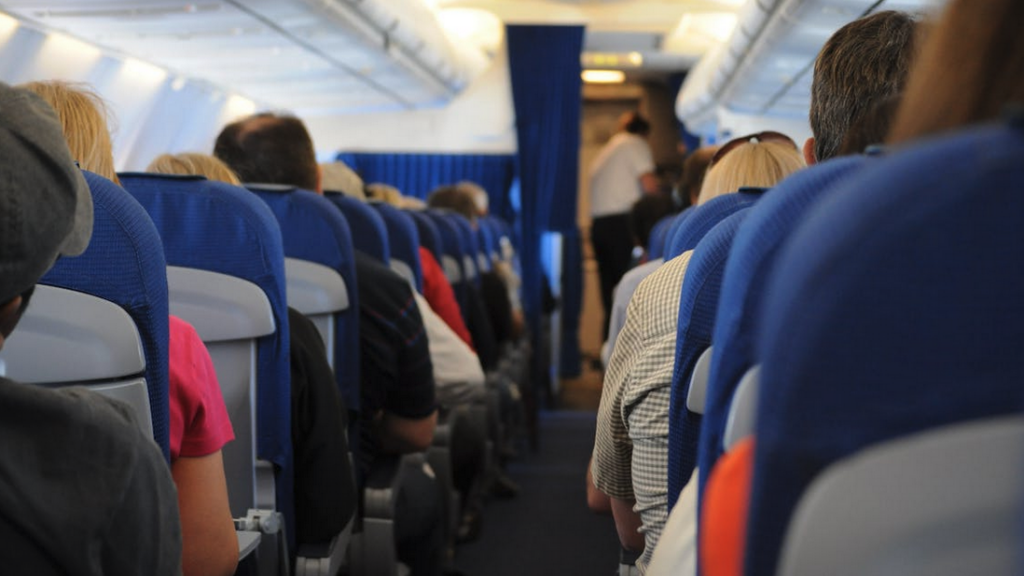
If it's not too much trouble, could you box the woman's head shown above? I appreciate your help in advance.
[887,0,1024,144]
[697,134,805,204]
[147,152,242,185]
[19,81,117,183]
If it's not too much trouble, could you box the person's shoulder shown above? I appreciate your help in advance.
[636,252,691,300]
[0,377,137,432]
[355,251,407,287]
[355,250,414,304]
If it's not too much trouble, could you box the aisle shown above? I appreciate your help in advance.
[454,410,620,576]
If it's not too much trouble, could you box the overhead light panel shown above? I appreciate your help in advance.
[582,69,625,84]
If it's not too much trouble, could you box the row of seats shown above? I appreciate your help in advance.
[647,121,1024,574]
[0,168,525,576]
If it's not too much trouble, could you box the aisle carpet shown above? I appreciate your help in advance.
[453,410,620,576]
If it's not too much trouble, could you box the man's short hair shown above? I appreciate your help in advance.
[0,84,93,305]
[620,111,651,136]
[427,185,478,221]
[213,113,319,191]
[810,10,917,162]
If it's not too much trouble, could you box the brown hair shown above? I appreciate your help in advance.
[678,146,719,207]
[147,152,242,185]
[213,113,319,191]
[888,0,1024,144]
[810,11,917,162]
[838,95,902,155]
[19,81,119,183]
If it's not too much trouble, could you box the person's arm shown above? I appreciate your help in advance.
[173,451,239,576]
[641,173,660,195]
[611,496,646,552]
[586,457,611,514]
[376,409,438,453]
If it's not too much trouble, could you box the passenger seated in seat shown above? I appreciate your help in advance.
[0,81,182,575]
[213,112,445,576]
[690,11,919,576]
[427,185,519,365]
[146,151,358,548]
[594,135,803,575]
[21,81,238,576]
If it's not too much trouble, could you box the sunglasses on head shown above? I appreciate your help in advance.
[709,131,798,168]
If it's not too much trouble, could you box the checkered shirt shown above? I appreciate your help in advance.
[593,251,693,544]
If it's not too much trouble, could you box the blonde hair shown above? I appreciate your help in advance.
[697,141,805,204]
[365,182,404,207]
[147,152,241,185]
[321,161,366,200]
[19,80,118,184]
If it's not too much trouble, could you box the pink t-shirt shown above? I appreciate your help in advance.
[168,315,235,460]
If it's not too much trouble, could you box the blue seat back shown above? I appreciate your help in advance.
[327,193,390,263]
[666,210,751,509]
[647,213,678,260]
[372,202,424,292]
[746,123,1024,576]
[425,210,469,312]
[445,212,481,287]
[408,210,443,265]
[248,186,360,414]
[665,189,764,259]
[476,216,497,267]
[40,171,171,460]
[120,172,294,537]
[697,157,868,506]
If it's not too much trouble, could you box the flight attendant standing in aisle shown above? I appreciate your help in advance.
[589,111,659,338]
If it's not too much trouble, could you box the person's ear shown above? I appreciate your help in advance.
[0,296,24,350]
[803,138,817,166]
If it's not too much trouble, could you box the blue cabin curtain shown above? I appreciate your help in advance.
[335,152,517,221]
[506,25,584,379]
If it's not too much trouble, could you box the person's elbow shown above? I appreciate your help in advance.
[586,459,612,514]
[172,451,239,576]
[640,173,660,195]
[379,409,438,453]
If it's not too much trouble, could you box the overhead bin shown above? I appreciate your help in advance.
[676,0,948,135]
[1,0,488,115]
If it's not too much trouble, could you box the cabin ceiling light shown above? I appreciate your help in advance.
[582,69,625,84]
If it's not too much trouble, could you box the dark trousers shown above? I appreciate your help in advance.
[591,213,634,338]
[395,459,445,576]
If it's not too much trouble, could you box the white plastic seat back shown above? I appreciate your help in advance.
[686,346,713,414]
[167,266,275,520]
[389,260,417,290]
[442,255,462,284]
[0,285,152,438]
[463,254,478,281]
[779,415,1024,576]
[284,258,348,370]
[723,365,760,451]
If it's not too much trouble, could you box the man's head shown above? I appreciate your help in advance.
[0,83,93,346]
[213,112,321,192]
[618,111,651,137]
[677,145,719,208]
[807,10,917,163]
[628,193,674,250]
[427,185,478,223]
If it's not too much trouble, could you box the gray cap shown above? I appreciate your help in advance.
[0,83,93,304]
